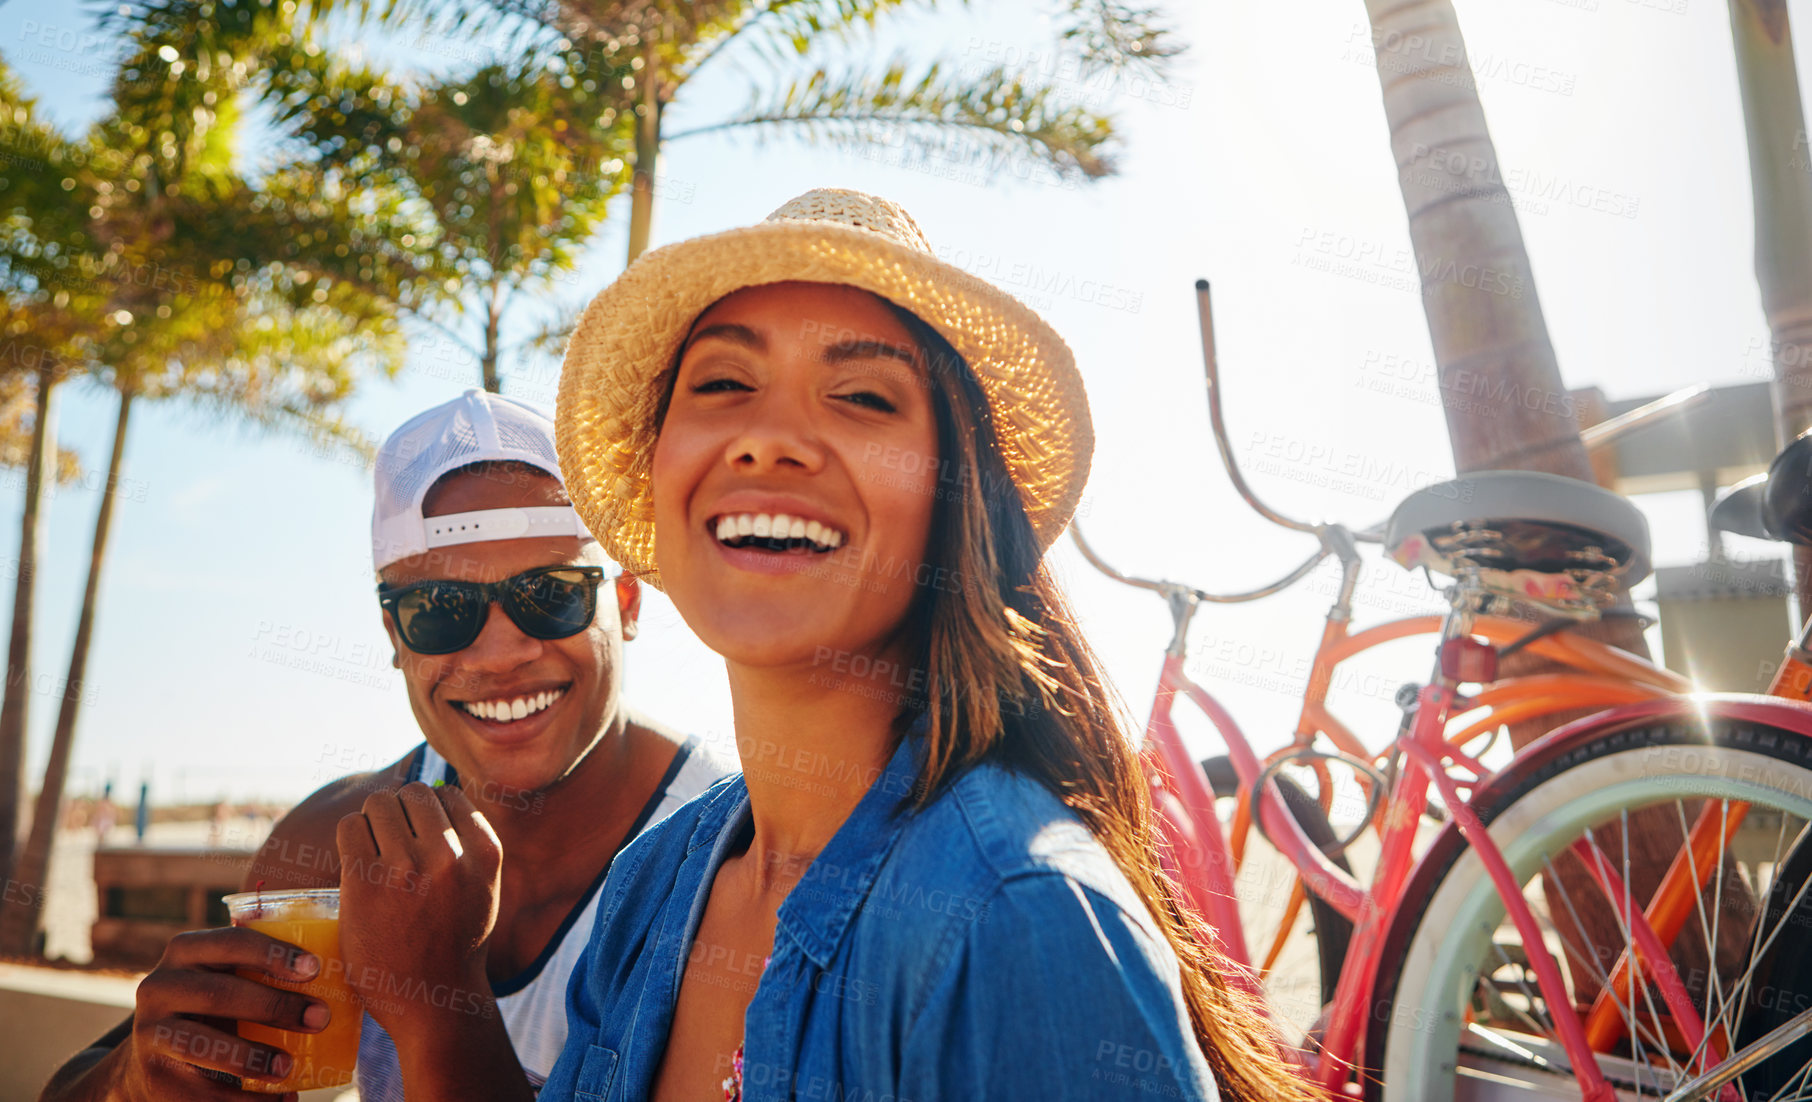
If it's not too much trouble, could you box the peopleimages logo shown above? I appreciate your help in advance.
[932,245,1145,315]
[1341,24,1579,98]
[1242,430,1478,505]
[1404,143,1641,220]
[1292,226,1526,300]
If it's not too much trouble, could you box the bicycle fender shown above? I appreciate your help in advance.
[1501,692,1812,787]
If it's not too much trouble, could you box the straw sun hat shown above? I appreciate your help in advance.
[554,187,1093,590]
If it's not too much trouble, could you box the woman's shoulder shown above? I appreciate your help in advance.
[871,761,1194,1046]
[946,758,1121,875]
[883,758,1147,925]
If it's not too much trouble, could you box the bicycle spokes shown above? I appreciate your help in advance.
[1459,796,1812,1100]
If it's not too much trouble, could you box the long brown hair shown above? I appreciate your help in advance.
[889,304,1314,1102]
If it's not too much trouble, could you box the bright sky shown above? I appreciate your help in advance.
[0,0,1791,805]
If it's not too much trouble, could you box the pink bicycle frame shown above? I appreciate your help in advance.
[1145,643,1812,1097]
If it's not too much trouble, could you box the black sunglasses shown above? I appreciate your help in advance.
[377,565,608,655]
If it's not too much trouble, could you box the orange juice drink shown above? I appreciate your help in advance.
[222,889,363,1093]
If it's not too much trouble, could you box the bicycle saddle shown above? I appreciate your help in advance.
[1763,431,1812,546]
[1384,471,1652,607]
[1710,473,1771,541]
[1708,432,1812,547]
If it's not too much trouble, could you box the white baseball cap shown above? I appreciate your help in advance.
[371,388,597,572]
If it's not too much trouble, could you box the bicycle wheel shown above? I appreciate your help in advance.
[1732,824,1812,1098]
[1363,716,1812,1101]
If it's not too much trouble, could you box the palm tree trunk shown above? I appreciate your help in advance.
[481,166,507,393]
[481,296,503,394]
[0,361,57,894]
[1361,0,1746,999]
[625,39,663,266]
[1363,0,1588,476]
[1728,0,1812,614]
[0,388,130,956]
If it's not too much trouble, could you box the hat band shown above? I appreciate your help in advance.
[374,506,596,568]
[424,507,593,549]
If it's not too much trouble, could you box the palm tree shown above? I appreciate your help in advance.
[106,0,637,394]
[258,54,632,393]
[1359,0,1591,479]
[0,63,105,894]
[0,347,78,894]
[0,284,392,956]
[0,32,403,954]
[111,1,1168,392]
[1726,0,1812,613]
[397,0,1177,265]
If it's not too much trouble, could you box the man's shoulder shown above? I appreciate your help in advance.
[663,736,737,802]
[598,773,744,920]
[618,717,736,827]
[626,714,734,783]
[629,769,744,862]
[245,752,418,891]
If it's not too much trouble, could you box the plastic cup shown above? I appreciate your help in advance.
[221,888,363,1093]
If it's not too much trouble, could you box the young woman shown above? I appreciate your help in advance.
[540,189,1310,1101]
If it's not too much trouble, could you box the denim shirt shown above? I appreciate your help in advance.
[538,732,1221,1102]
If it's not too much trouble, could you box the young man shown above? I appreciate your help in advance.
[40,390,730,1101]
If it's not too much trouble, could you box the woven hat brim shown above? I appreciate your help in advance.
[555,220,1093,591]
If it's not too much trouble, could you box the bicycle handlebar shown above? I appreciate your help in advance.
[1069,522,1330,605]
[1068,521,1167,594]
[1196,281,1395,544]
[1196,280,1321,537]
[1194,280,1706,547]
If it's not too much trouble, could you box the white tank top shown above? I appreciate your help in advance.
[354,737,730,1099]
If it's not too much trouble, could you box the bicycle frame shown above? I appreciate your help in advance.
[1139,586,1812,1097]
[1225,611,1688,874]
[1140,573,1689,946]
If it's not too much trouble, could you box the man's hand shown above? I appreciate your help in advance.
[334,781,503,1042]
[75,926,324,1100]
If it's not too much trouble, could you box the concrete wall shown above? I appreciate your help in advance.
[0,968,130,1102]
[0,965,351,1102]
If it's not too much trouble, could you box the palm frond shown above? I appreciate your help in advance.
[1054,0,1181,75]
[516,306,582,357]
[668,58,1117,179]
[177,378,380,465]
[97,0,372,45]
[146,289,403,464]
[0,372,83,484]
[379,0,567,42]
[675,0,937,80]
[0,61,99,289]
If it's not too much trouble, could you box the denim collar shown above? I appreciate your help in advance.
[683,719,928,969]
[773,731,925,967]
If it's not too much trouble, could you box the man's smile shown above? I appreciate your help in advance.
[453,685,569,724]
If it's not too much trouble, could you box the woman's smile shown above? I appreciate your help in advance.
[712,512,845,550]
[708,506,848,554]
[705,506,849,578]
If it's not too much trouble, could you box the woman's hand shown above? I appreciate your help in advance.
[334,781,502,1043]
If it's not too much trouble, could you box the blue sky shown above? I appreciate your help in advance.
[0,0,1793,804]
